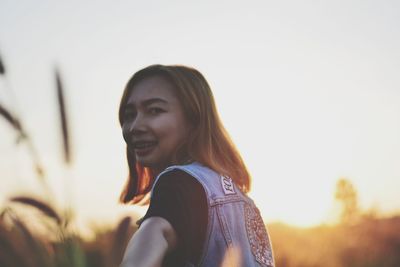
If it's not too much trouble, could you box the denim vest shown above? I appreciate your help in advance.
[152,162,275,267]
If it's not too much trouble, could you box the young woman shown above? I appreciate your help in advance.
[119,65,274,267]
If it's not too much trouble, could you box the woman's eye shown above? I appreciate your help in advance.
[148,108,164,115]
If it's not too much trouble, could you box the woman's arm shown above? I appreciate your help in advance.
[120,217,178,267]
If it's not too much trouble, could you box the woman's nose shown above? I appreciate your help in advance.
[128,114,146,135]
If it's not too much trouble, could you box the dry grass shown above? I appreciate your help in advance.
[0,51,5,74]
[269,217,400,267]
[55,68,71,165]
[0,104,23,133]
[1,202,400,267]
[0,53,138,266]
[9,196,62,225]
[0,200,137,267]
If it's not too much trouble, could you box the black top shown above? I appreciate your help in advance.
[141,169,208,266]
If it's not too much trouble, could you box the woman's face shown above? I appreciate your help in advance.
[122,76,190,173]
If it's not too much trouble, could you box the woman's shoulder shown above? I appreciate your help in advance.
[155,168,203,190]
[156,162,238,200]
[153,162,206,190]
[152,167,212,203]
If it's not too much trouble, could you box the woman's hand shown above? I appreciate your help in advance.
[120,217,178,267]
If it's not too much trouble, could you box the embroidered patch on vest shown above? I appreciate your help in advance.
[245,204,274,267]
[220,175,236,195]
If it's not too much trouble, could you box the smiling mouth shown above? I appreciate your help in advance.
[133,141,157,156]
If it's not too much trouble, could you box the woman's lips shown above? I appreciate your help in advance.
[133,141,157,156]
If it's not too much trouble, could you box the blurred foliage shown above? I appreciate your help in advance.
[269,216,400,267]
[0,200,136,267]
[0,52,136,267]
[335,178,360,225]
[1,202,400,267]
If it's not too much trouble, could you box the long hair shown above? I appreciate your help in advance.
[118,64,251,204]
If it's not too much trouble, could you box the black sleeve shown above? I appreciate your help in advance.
[141,169,208,265]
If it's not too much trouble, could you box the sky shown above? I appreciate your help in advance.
[0,0,399,231]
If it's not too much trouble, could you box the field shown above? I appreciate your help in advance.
[1,197,399,267]
[269,216,400,267]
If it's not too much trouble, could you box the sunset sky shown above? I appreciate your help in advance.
[0,0,399,230]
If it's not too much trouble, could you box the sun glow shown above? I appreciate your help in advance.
[245,163,337,228]
[250,187,335,227]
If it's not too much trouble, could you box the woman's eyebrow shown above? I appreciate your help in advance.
[142,98,168,106]
[125,98,168,111]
